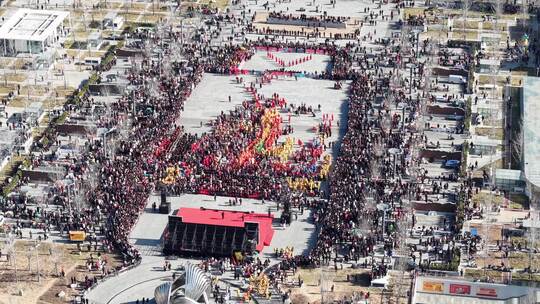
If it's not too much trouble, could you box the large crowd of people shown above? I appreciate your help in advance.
[0,0,501,301]
[267,12,350,26]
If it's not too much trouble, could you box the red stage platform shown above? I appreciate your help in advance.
[176,208,274,252]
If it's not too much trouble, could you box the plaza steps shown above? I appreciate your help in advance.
[134,243,163,256]
[251,286,283,304]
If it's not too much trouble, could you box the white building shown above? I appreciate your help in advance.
[413,276,540,304]
[102,12,124,30]
[87,31,103,50]
[0,9,69,55]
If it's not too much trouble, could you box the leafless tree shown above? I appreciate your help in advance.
[462,0,470,41]
[50,244,63,277]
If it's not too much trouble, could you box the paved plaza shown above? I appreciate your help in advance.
[3,0,538,301]
[180,52,349,157]
[239,51,331,74]
[86,193,316,303]
[84,48,352,302]
[131,193,317,258]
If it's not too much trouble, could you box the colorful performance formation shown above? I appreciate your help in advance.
[161,50,335,199]
[266,51,313,67]
[237,107,282,165]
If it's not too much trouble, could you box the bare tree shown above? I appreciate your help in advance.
[50,244,63,277]
[462,0,470,41]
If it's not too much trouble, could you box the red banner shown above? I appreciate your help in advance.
[476,287,497,297]
[449,284,471,295]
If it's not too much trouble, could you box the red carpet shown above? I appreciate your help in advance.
[177,208,274,252]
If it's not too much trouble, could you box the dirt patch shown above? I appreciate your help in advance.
[285,267,408,304]
[0,241,122,304]
[475,127,504,140]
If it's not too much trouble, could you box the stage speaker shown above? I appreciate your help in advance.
[159,202,171,214]
[161,191,167,205]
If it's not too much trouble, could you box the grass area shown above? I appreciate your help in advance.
[20,85,48,97]
[511,70,529,76]
[108,2,124,9]
[0,156,28,194]
[511,272,540,281]
[453,20,480,30]
[13,58,31,70]
[55,87,76,98]
[0,240,122,304]
[482,22,507,31]
[475,127,504,140]
[65,49,81,58]
[403,7,426,17]
[40,113,50,125]
[508,252,540,269]
[62,39,74,50]
[425,30,447,40]
[32,126,47,139]
[56,111,69,124]
[464,268,504,280]
[508,193,529,210]
[70,10,84,19]
[123,12,165,23]
[0,58,11,66]
[465,267,540,282]
[500,13,521,20]
[0,85,15,95]
[471,191,505,207]
[446,9,484,18]
[4,73,27,82]
[81,51,107,60]
[0,155,26,179]
[199,0,230,10]
[122,12,141,23]
[478,74,507,86]
[87,11,107,21]
[510,236,540,248]
[451,31,478,41]
[131,2,149,10]
[142,14,162,23]
[73,30,91,39]
[42,98,62,110]
[7,96,32,108]
[511,76,524,87]
[290,268,394,304]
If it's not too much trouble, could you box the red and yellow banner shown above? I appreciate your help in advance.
[422,281,444,293]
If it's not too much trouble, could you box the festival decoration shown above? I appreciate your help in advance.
[249,274,270,298]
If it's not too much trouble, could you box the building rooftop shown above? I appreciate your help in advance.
[495,169,522,181]
[0,9,69,42]
[523,77,540,188]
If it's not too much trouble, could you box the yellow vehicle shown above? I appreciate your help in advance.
[69,231,86,242]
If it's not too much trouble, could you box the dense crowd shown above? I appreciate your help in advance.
[268,12,350,26]
[0,0,492,301]
[160,74,333,200]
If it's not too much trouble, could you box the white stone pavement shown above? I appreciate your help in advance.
[86,194,317,304]
[86,0,401,301]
